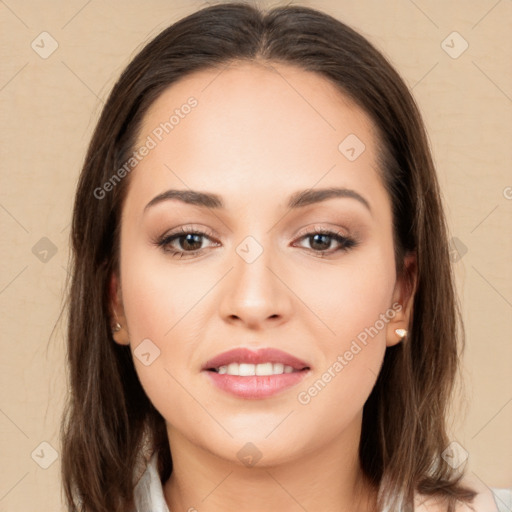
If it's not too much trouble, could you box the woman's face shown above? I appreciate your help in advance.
[111,61,412,466]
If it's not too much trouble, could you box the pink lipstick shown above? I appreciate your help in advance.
[202,348,310,399]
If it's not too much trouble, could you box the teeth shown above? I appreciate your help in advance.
[239,363,255,376]
[255,362,273,376]
[271,363,284,375]
[227,362,239,375]
[215,363,296,376]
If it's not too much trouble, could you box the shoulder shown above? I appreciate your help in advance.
[413,475,511,512]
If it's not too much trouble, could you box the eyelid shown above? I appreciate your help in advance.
[292,224,358,254]
[160,224,217,239]
[293,223,350,239]
[151,224,218,252]
[153,222,359,260]
[156,223,352,244]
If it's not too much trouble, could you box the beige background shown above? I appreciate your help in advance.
[0,0,511,510]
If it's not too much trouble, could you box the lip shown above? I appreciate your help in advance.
[202,348,311,400]
[202,347,310,371]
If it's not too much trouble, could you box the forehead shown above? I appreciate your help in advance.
[137,60,377,148]
[127,61,384,212]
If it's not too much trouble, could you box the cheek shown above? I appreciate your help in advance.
[291,243,395,410]
[120,240,212,342]
[296,241,396,347]
[118,240,223,424]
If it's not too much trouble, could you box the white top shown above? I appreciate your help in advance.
[133,452,170,512]
[133,452,512,512]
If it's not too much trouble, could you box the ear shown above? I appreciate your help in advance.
[386,252,417,347]
[108,272,130,346]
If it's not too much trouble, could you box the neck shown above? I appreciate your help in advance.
[163,413,377,512]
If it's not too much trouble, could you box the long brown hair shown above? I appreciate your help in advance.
[61,2,476,511]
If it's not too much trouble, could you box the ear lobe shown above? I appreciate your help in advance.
[108,272,130,346]
[386,252,417,347]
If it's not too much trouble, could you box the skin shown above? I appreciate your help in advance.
[110,61,417,512]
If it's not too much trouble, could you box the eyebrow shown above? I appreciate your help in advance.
[144,187,371,214]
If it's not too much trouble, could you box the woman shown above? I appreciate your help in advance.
[60,2,510,511]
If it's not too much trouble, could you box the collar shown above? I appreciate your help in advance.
[133,452,170,512]
[132,452,511,512]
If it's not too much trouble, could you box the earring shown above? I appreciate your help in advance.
[395,328,407,339]
[112,322,122,333]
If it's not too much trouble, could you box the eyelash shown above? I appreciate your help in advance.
[154,225,358,259]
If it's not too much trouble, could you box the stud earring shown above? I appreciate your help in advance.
[112,322,122,333]
[395,328,407,339]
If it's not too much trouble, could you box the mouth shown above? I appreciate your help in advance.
[202,347,310,399]
[207,362,305,376]
[202,347,310,373]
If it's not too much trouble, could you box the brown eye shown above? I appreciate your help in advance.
[295,228,358,256]
[155,227,219,258]
[172,233,204,252]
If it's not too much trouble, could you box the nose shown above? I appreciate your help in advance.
[218,240,293,330]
